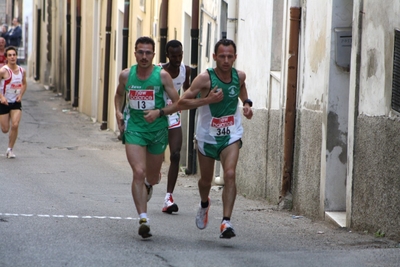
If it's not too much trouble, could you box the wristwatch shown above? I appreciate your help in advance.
[243,99,253,107]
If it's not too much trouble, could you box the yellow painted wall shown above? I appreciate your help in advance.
[79,2,94,116]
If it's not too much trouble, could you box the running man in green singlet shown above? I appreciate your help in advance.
[114,37,179,239]
[177,39,253,239]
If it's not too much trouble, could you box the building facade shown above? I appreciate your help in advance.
[25,0,399,240]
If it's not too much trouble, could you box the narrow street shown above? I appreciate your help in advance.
[0,78,399,267]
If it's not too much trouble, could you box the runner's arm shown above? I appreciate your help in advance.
[238,71,253,120]
[16,68,27,102]
[182,65,191,91]
[144,69,179,123]
[177,71,223,111]
[114,69,129,132]
[0,68,8,105]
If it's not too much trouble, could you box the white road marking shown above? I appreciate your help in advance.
[0,213,138,221]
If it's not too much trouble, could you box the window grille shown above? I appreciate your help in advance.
[391,29,400,112]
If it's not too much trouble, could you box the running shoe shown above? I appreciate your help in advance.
[195,197,211,229]
[6,150,15,159]
[162,195,179,214]
[145,183,153,202]
[138,218,152,238]
[220,220,236,239]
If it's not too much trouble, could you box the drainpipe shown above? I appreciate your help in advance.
[72,0,82,107]
[11,0,15,21]
[280,7,301,201]
[65,0,72,101]
[34,8,41,81]
[117,0,130,140]
[159,0,168,63]
[100,0,113,130]
[122,1,130,70]
[185,0,199,175]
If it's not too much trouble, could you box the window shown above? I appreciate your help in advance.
[391,29,400,113]
[140,0,146,12]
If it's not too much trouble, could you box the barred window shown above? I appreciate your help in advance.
[391,29,400,112]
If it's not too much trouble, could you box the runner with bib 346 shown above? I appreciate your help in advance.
[177,38,253,239]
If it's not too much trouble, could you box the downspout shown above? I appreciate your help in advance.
[159,0,168,63]
[280,7,301,202]
[34,8,41,81]
[117,0,130,140]
[65,0,72,101]
[72,0,82,107]
[100,0,113,130]
[11,0,15,20]
[185,0,199,175]
[122,1,130,70]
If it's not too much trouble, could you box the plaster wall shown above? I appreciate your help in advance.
[358,1,400,116]
[292,109,323,218]
[349,0,400,240]
[236,0,272,109]
[324,0,353,212]
[79,2,95,117]
[294,0,332,217]
[352,116,400,240]
[233,0,274,199]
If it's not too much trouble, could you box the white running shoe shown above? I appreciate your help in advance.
[138,218,152,238]
[6,150,15,159]
[220,220,236,239]
[162,194,179,214]
[195,197,211,229]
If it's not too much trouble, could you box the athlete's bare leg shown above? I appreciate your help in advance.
[197,152,215,203]
[0,113,10,134]
[125,144,163,215]
[219,141,240,218]
[167,127,182,193]
[8,109,21,149]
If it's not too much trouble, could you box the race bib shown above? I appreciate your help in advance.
[128,89,155,110]
[209,115,236,136]
[7,83,22,95]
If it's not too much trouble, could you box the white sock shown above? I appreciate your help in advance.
[165,193,171,199]
[139,213,148,220]
[7,148,12,151]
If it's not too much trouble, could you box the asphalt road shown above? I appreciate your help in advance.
[0,78,399,267]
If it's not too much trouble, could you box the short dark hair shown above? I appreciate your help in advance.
[135,36,155,51]
[5,46,18,56]
[214,38,236,54]
[165,40,182,53]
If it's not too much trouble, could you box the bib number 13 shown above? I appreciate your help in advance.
[137,101,146,109]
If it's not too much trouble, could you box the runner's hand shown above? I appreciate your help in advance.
[116,112,124,132]
[243,105,253,119]
[207,86,224,104]
[0,96,8,105]
[143,109,159,123]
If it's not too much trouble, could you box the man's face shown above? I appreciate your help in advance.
[134,43,155,68]
[166,46,183,68]
[6,50,17,63]
[0,39,5,49]
[12,18,18,26]
[213,45,237,72]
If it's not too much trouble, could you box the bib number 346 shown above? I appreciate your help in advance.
[209,115,235,136]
